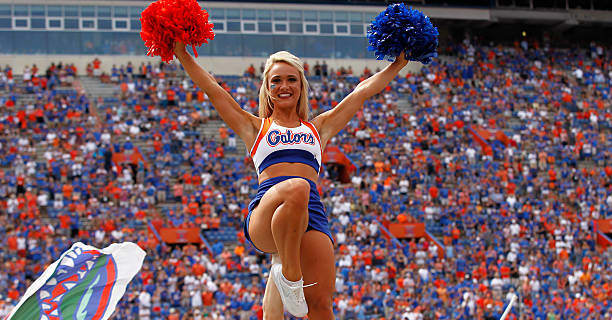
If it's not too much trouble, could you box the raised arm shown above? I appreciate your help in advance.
[311,54,408,146]
[173,42,260,148]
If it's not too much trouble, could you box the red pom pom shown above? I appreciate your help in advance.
[140,0,215,63]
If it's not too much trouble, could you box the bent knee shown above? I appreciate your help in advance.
[280,179,310,206]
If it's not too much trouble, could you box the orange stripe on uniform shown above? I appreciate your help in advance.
[301,120,323,154]
[250,118,272,157]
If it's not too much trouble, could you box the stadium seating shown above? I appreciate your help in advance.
[0,37,610,320]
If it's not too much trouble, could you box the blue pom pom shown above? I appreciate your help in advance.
[367,4,439,64]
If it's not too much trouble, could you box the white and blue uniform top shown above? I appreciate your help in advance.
[250,117,323,176]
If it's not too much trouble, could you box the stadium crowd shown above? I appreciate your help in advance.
[0,36,611,320]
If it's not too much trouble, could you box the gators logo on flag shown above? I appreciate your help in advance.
[6,242,145,320]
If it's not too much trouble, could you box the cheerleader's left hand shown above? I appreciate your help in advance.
[394,51,409,68]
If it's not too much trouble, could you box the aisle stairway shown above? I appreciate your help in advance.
[397,98,415,116]
[78,76,118,102]
[198,119,247,158]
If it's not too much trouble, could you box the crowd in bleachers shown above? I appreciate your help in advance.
[0,36,611,320]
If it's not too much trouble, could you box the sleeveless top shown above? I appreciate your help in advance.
[250,118,323,176]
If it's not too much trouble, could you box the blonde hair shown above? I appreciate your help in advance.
[258,51,310,120]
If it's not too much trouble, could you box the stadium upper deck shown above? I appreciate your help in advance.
[0,0,611,58]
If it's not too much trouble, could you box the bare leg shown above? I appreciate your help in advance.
[301,230,335,319]
[263,255,284,320]
[248,178,310,281]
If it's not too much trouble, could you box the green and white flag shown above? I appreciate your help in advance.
[6,242,145,320]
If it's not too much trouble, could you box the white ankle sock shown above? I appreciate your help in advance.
[280,268,302,286]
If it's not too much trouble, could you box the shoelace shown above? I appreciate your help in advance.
[286,281,318,289]
[285,281,318,302]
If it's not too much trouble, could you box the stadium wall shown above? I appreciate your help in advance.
[2,1,610,75]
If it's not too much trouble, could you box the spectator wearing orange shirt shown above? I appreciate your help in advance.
[166,87,176,106]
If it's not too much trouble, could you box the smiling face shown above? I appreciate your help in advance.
[267,62,302,113]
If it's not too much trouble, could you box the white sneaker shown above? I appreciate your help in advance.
[270,264,315,318]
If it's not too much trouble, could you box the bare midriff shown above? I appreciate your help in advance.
[258,162,319,184]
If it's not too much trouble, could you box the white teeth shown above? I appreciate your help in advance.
[40,314,49,320]
[42,303,51,310]
[52,294,64,303]
[86,261,94,270]
[64,282,76,290]
[60,257,74,268]
[47,278,57,286]
[78,271,86,278]
[67,251,77,259]
[57,269,68,275]
[75,247,82,255]
[39,290,50,299]
[50,309,59,316]
[279,93,291,98]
